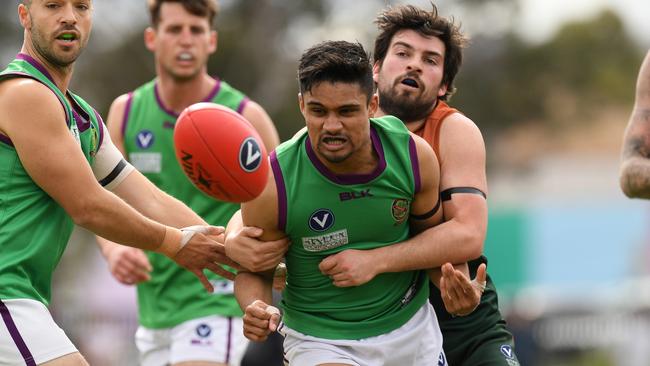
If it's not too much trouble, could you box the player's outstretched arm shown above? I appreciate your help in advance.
[0,80,233,291]
[95,93,151,286]
[621,51,650,198]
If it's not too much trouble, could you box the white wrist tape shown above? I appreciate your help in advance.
[180,225,212,247]
[158,225,213,258]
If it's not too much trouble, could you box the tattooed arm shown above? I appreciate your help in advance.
[621,51,650,198]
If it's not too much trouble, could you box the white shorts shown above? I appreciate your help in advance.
[0,298,78,364]
[279,303,443,366]
[136,315,248,366]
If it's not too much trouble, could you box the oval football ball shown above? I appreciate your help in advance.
[173,102,269,202]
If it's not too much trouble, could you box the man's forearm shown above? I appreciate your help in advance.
[235,271,274,311]
[375,219,483,274]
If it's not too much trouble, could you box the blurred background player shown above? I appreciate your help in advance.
[234,40,446,366]
[0,1,237,365]
[620,51,650,198]
[95,1,284,365]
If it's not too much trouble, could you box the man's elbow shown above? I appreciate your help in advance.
[67,195,104,229]
[619,165,638,198]
[463,227,485,260]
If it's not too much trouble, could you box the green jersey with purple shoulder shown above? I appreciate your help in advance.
[122,78,248,328]
[271,116,429,340]
[0,54,102,304]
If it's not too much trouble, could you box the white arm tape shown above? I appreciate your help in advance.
[92,123,134,191]
[179,225,213,250]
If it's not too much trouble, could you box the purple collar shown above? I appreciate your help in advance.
[305,126,386,185]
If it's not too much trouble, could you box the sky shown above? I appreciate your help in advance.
[516,0,650,46]
[303,0,650,55]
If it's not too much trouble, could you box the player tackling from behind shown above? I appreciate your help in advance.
[0,1,239,365]
[95,0,283,365]
[345,4,519,365]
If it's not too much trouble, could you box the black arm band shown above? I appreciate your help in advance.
[440,186,487,202]
[99,159,127,187]
[410,198,441,221]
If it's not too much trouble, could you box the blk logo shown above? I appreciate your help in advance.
[339,189,373,201]
[308,209,334,232]
[239,137,262,172]
[196,324,212,338]
[136,130,154,149]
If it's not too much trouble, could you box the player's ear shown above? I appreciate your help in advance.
[438,83,448,98]
[298,93,305,115]
[144,27,156,52]
[209,30,217,54]
[18,4,31,30]
[372,61,381,83]
[368,93,378,117]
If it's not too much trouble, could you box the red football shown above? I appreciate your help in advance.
[173,102,269,202]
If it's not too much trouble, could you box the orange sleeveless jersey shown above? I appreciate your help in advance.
[412,100,460,157]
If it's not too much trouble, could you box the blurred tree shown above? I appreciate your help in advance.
[454,9,642,144]
[68,0,328,141]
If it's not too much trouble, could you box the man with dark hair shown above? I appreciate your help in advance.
[317,4,520,366]
[95,0,284,365]
[0,1,237,364]
[234,40,446,366]
[620,51,650,198]
[372,4,519,365]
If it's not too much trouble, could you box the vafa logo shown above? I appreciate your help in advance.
[309,209,335,232]
[136,130,155,149]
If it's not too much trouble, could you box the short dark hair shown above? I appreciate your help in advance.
[147,0,219,28]
[373,3,467,101]
[298,40,374,103]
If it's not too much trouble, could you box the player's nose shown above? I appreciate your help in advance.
[59,3,78,25]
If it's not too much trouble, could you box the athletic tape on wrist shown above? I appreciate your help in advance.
[157,226,183,258]
[158,225,213,258]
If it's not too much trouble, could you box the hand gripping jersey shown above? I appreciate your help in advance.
[271,116,429,340]
[122,79,248,328]
[0,54,102,304]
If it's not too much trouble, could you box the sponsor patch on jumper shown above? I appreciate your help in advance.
[302,229,348,252]
[129,152,161,173]
[391,198,409,225]
[136,130,155,149]
[308,209,335,232]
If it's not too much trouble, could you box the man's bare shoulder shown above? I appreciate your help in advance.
[0,77,57,105]
[439,112,485,155]
[0,78,63,134]
[441,112,482,138]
